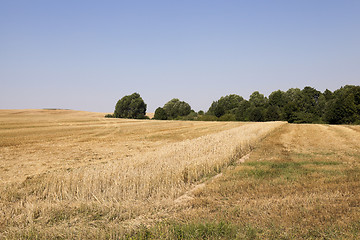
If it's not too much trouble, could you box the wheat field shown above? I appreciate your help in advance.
[0,109,248,184]
[0,109,284,238]
[169,123,360,239]
[1,110,359,239]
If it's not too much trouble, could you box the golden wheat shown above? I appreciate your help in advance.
[0,110,286,238]
[0,109,246,184]
[18,122,284,203]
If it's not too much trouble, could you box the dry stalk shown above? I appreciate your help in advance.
[20,122,284,203]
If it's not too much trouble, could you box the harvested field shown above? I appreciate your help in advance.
[166,124,360,239]
[0,109,283,239]
[0,109,247,184]
[1,109,359,239]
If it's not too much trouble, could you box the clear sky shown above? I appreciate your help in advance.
[1,1,360,113]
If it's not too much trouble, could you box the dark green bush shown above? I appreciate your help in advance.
[265,106,280,121]
[207,94,244,117]
[182,111,198,120]
[249,107,265,122]
[218,114,236,121]
[153,107,168,120]
[197,115,218,121]
[163,98,192,119]
[114,93,147,119]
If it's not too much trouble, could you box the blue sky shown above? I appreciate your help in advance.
[1,0,360,113]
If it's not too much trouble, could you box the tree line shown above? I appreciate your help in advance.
[106,85,360,124]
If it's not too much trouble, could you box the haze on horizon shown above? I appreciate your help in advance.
[1,0,360,113]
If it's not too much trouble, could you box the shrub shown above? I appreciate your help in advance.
[265,106,280,121]
[218,114,236,121]
[153,107,168,120]
[163,98,191,119]
[197,115,218,121]
[182,111,198,121]
[249,107,265,122]
[114,93,147,119]
[207,94,244,117]
[104,114,115,118]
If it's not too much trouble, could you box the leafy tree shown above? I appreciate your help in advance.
[163,98,191,119]
[301,87,322,113]
[235,100,251,121]
[284,102,299,123]
[206,101,217,116]
[249,107,265,122]
[269,90,287,108]
[293,112,318,124]
[114,93,147,119]
[182,111,198,120]
[218,114,236,121]
[265,105,281,121]
[282,87,323,123]
[324,86,358,124]
[213,104,225,117]
[249,91,267,108]
[285,88,302,105]
[116,85,360,124]
[324,99,345,124]
[218,94,244,111]
[207,94,244,117]
[323,89,334,101]
[153,107,167,120]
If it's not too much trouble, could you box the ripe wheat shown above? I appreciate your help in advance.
[21,122,284,203]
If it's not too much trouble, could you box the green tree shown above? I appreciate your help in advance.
[249,107,265,122]
[213,104,225,117]
[269,90,287,108]
[324,99,345,124]
[301,87,322,113]
[235,100,251,121]
[182,111,198,120]
[114,93,147,119]
[284,102,299,123]
[218,94,244,111]
[218,114,236,121]
[324,86,358,124]
[285,88,302,105]
[282,87,323,123]
[265,105,280,121]
[163,98,191,119]
[206,101,217,116]
[249,91,267,108]
[324,90,359,124]
[207,94,244,118]
[153,107,168,120]
[323,89,334,101]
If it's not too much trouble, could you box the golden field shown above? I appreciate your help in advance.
[0,109,246,184]
[0,109,359,239]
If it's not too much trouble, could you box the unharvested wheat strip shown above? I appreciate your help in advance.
[27,122,284,204]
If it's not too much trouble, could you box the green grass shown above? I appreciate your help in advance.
[9,220,360,239]
[122,220,360,240]
[233,160,342,182]
[123,221,258,240]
